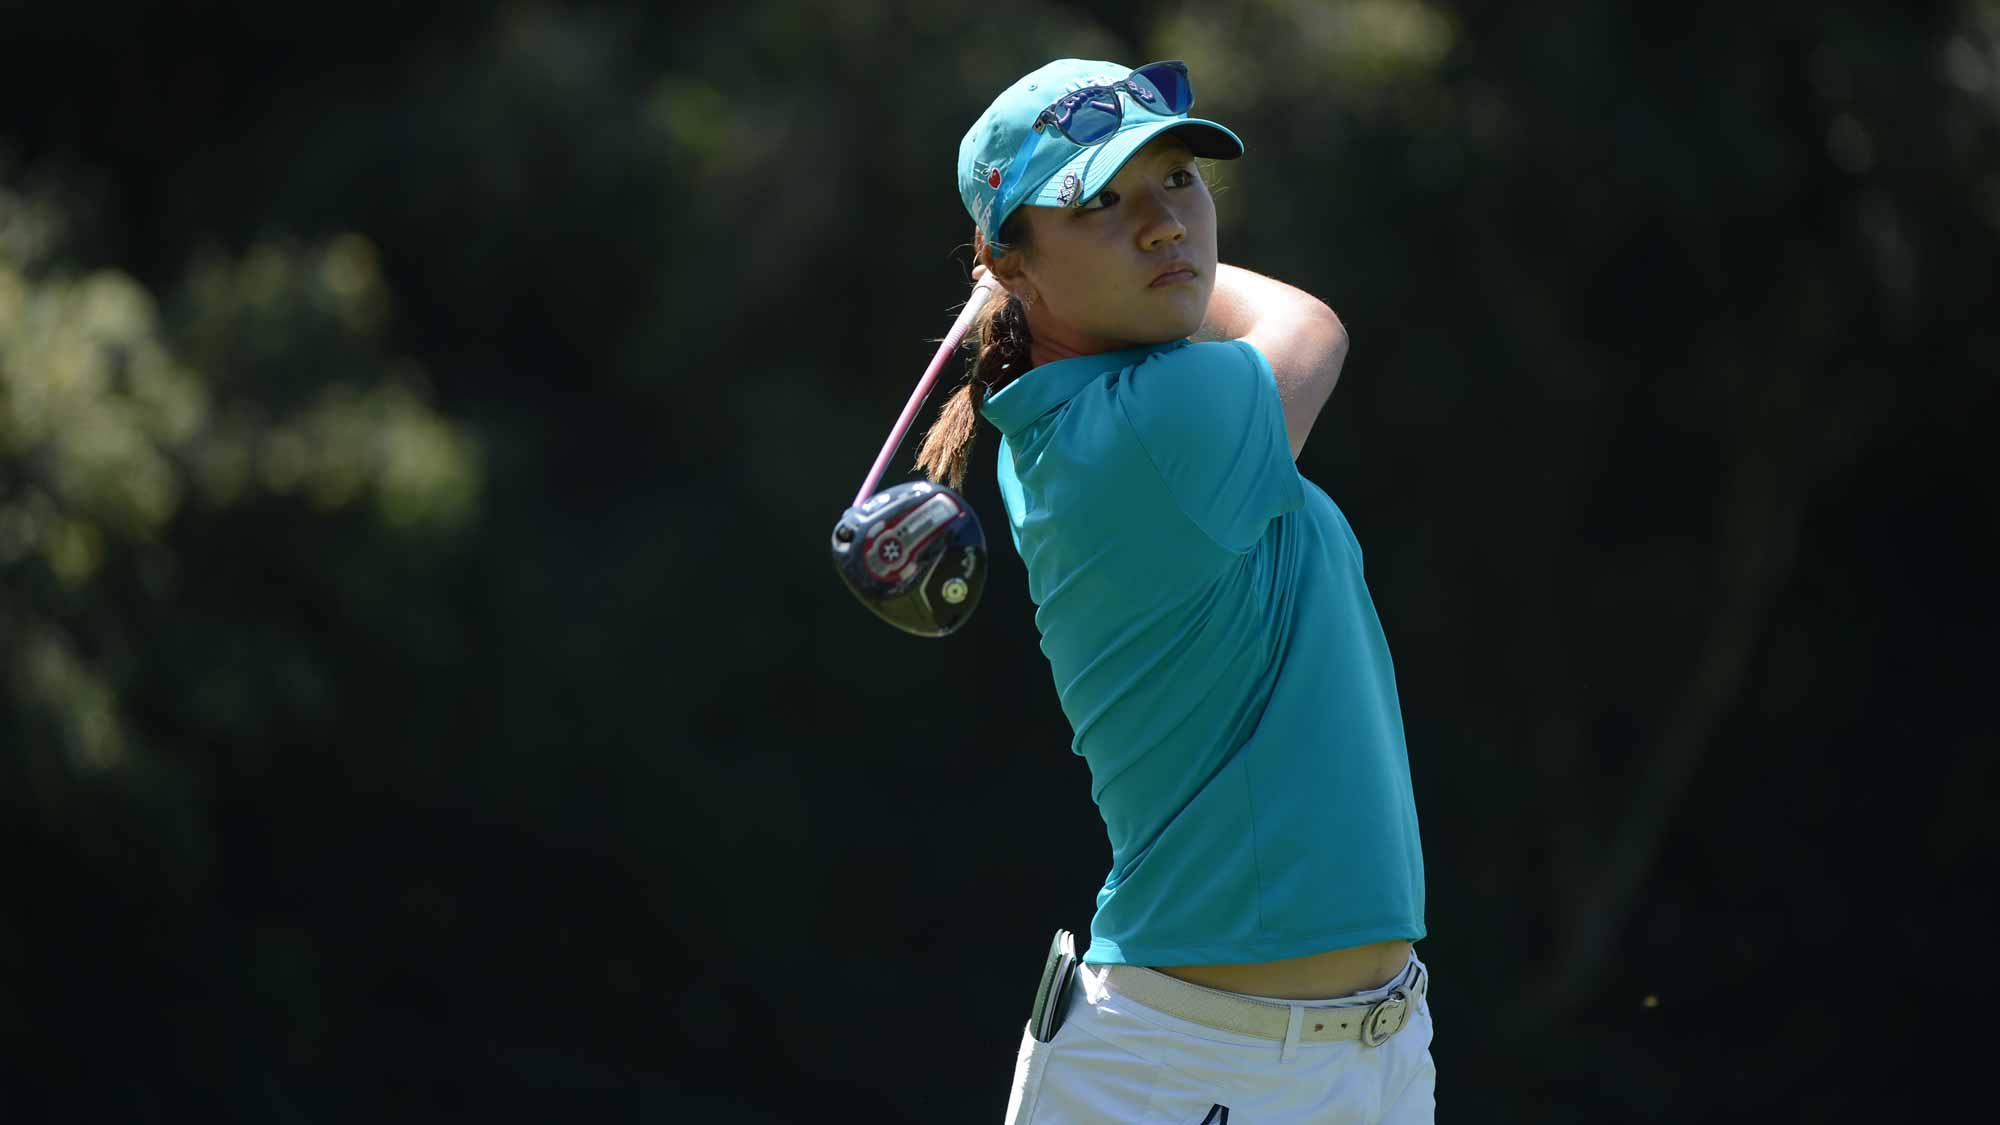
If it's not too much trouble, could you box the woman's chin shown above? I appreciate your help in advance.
[1084,308,1207,349]
[1140,308,1208,344]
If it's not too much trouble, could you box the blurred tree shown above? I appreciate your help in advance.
[1,173,479,898]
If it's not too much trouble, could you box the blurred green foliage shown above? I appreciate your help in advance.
[3,185,479,896]
[1,1,1995,1121]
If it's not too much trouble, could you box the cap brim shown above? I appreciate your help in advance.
[1026,118,1244,210]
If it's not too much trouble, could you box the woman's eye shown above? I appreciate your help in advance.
[1082,169,1193,211]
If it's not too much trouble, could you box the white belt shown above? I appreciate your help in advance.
[1101,958,1428,1049]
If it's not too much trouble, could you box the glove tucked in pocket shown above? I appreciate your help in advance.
[1029,928,1080,1044]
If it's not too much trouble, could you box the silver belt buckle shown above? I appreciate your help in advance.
[1358,986,1413,1047]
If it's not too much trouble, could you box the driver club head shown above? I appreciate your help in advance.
[830,480,986,638]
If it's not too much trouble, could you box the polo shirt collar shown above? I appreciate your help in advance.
[979,339,1192,436]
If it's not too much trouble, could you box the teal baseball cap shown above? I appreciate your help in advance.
[958,58,1244,246]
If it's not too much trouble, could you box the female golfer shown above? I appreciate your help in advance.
[917,59,1434,1123]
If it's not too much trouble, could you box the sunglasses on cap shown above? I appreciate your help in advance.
[1031,60,1195,146]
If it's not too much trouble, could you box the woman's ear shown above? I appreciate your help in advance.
[983,248,1036,306]
[975,227,1037,306]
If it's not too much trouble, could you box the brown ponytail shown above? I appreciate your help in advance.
[915,220,1035,491]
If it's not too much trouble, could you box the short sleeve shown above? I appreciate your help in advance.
[1117,340,1305,553]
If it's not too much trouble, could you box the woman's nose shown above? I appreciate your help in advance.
[1137,196,1187,249]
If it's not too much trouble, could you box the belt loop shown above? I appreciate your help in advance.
[1280,1002,1304,1063]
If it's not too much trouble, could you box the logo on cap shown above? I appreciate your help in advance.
[1061,72,1123,94]
[1056,173,1081,207]
[988,168,1002,189]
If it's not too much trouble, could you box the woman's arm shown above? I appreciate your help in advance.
[1198,264,1349,460]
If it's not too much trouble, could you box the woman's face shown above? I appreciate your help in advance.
[1000,133,1218,357]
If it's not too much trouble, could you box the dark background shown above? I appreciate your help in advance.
[2,1,1994,1121]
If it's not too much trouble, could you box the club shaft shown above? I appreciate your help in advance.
[854,278,1003,507]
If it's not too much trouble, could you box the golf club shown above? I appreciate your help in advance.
[829,276,1002,637]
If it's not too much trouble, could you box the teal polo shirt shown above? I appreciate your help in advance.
[980,338,1425,966]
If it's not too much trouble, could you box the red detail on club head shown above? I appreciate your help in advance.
[861,492,961,581]
[988,168,1002,189]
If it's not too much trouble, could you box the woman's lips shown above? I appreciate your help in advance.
[1150,269,1197,288]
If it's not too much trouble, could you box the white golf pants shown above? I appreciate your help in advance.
[1003,953,1436,1123]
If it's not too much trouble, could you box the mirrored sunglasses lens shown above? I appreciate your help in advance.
[1137,63,1192,113]
[1063,100,1121,144]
